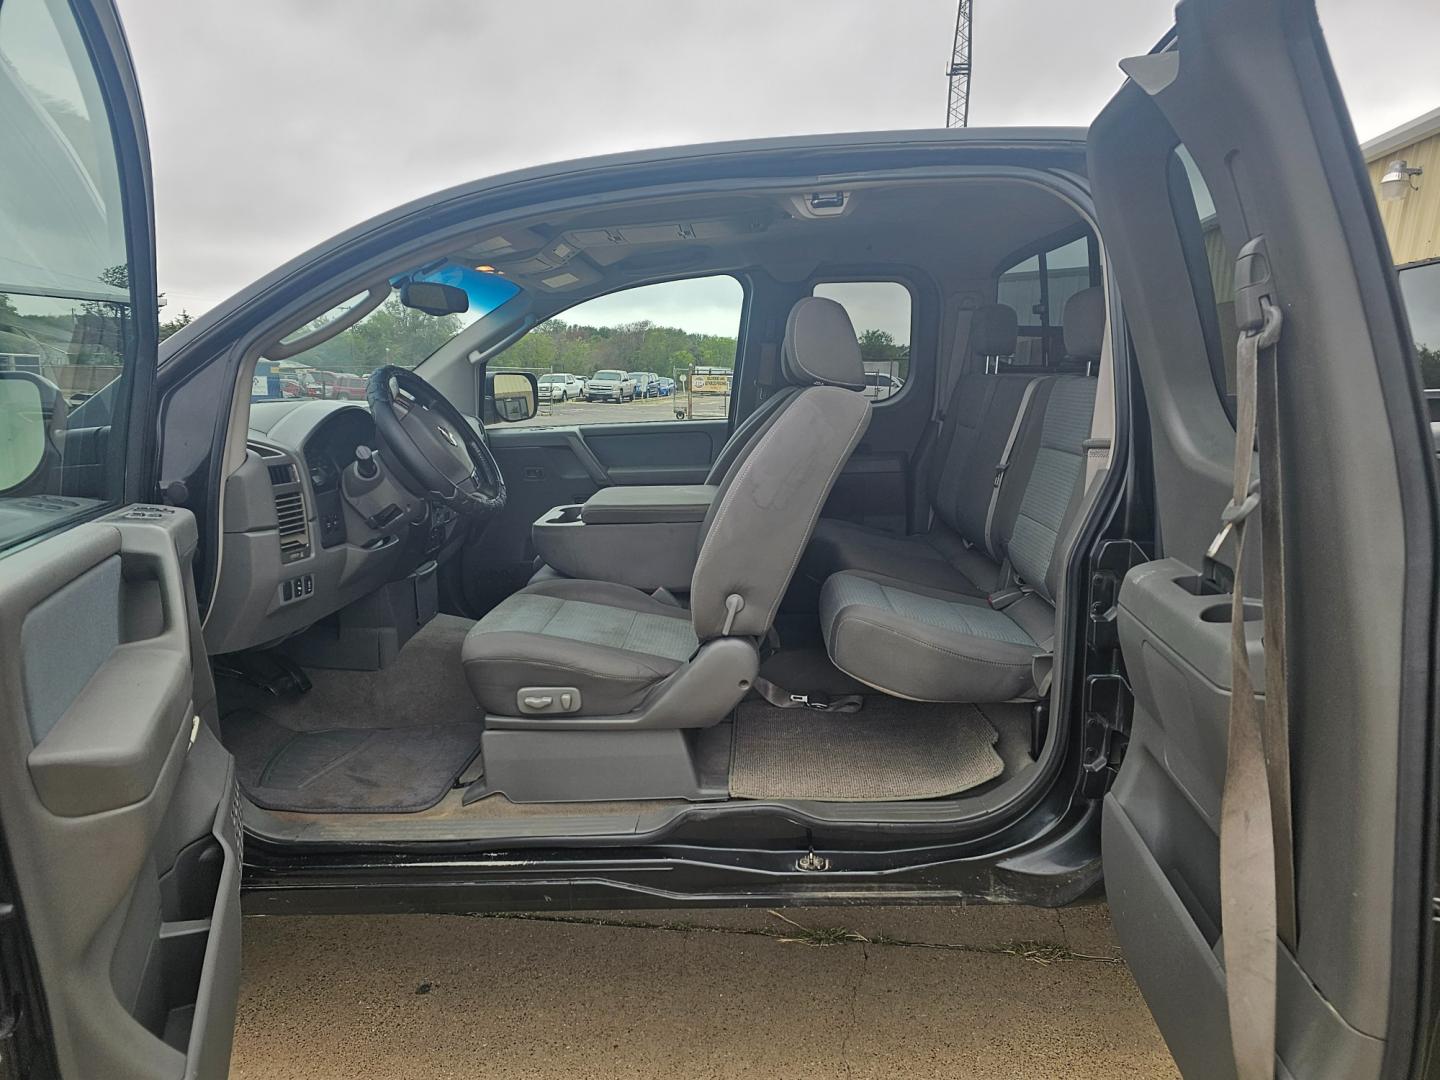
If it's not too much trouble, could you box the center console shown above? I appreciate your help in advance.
[532,484,717,591]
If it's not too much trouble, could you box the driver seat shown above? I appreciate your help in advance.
[461,297,871,730]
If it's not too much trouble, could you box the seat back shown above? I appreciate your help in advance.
[690,297,871,640]
[704,291,874,488]
[987,287,1106,603]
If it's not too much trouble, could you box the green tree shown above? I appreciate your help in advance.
[159,310,192,340]
[1419,344,1440,389]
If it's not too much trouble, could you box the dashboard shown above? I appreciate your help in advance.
[203,399,464,655]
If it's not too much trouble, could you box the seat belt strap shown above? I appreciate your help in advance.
[751,677,863,714]
[984,377,1042,559]
[1209,295,1289,1080]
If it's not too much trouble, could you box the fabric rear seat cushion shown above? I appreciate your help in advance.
[819,570,1049,702]
[803,518,1005,595]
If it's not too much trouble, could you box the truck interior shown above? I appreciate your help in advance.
[201,172,1120,845]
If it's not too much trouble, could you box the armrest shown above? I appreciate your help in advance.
[580,484,717,525]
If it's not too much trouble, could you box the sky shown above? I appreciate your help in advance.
[114,0,1440,325]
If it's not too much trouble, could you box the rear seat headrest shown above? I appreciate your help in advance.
[1062,287,1106,360]
[782,297,866,391]
[969,303,1018,358]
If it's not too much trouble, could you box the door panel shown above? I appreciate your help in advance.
[461,419,728,611]
[820,448,908,534]
[1093,0,1435,1074]
[0,510,240,1079]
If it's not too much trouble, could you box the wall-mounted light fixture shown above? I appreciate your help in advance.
[1381,159,1424,201]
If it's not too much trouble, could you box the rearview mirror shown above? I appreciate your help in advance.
[484,370,538,424]
[400,281,469,316]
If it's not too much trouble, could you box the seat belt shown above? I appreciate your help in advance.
[750,677,863,713]
[983,377,1043,559]
[1206,241,1293,1080]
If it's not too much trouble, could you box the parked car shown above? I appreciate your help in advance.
[655,376,676,396]
[626,371,663,398]
[279,376,306,399]
[2,4,1437,1079]
[537,372,585,403]
[585,369,636,402]
[302,370,367,400]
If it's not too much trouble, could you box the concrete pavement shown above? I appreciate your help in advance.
[232,903,1179,1079]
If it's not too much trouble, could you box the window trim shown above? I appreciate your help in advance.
[807,274,918,407]
[1165,142,1237,425]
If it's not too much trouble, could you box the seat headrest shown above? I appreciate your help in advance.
[1062,287,1106,360]
[782,297,866,390]
[969,303,1018,358]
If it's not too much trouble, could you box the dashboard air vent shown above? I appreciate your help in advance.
[274,490,309,559]
[265,452,311,563]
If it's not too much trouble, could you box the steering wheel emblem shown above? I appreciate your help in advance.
[437,424,459,447]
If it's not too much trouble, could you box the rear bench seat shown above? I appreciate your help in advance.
[802,302,1033,597]
[817,287,1104,702]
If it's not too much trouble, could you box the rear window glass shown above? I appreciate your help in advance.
[997,234,1100,366]
[1169,144,1239,417]
[1398,260,1440,388]
[811,281,911,401]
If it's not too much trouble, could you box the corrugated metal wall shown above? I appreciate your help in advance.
[1368,131,1440,265]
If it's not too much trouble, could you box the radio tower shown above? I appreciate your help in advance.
[946,0,973,128]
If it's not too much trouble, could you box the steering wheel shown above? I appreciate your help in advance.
[366,366,506,516]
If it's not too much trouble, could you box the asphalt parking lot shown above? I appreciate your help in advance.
[515,393,731,427]
[232,902,1178,1079]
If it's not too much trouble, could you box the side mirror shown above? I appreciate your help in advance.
[400,281,469,317]
[484,369,538,423]
[0,372,58,492]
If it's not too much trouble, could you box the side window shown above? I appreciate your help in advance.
[1169,144,1239,416]
[495,275,744,427]
[997,233,1101,365]
[1397,260,1440,389]
[811,281,912,401]
[0,0,144,550]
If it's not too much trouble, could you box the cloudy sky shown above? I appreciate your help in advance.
[115,1,1440,320]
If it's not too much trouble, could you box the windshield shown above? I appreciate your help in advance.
[538,374,565,383]
[592,370,623,381]
[252,261,522,402]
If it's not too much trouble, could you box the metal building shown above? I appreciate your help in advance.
[1364,106,1440,266]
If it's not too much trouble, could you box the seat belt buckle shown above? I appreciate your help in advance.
[988,586,1028,610]
[789,693,834,711]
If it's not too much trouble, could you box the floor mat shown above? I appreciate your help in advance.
[224,709,483,813]
[729,697,1003,801]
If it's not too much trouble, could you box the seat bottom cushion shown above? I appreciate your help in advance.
[819,570,1045,702]
[803,518,1003,595]
[462,579,698,717]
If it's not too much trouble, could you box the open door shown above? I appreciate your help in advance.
[1090,1,1437,1077]
[0,1,240,1076]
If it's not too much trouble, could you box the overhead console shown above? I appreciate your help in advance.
[533,484,717,592]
